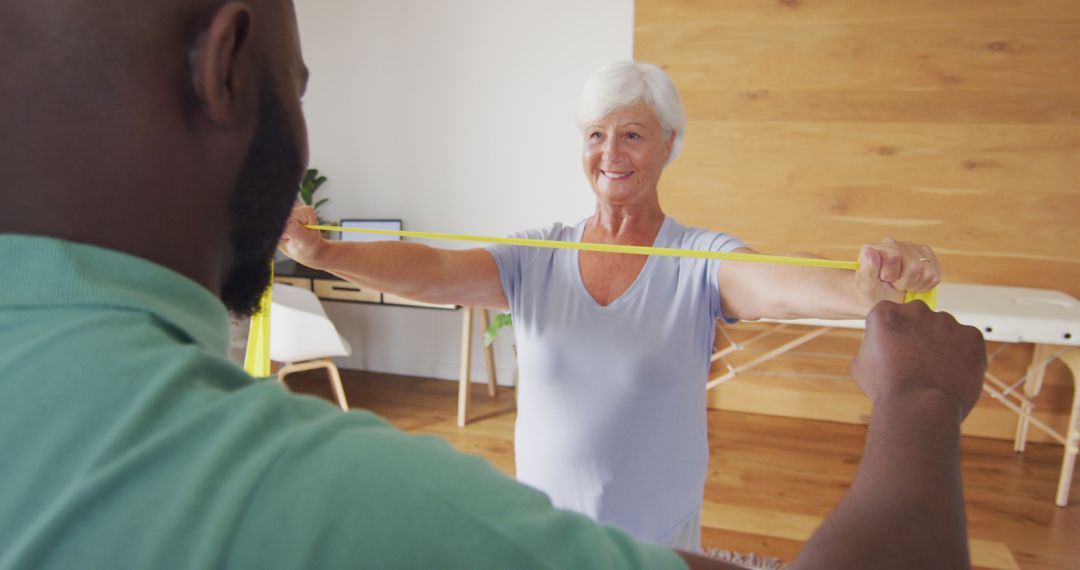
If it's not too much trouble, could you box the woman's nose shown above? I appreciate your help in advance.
[601,138,623,163]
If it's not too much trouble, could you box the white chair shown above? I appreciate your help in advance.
[270,283,351,411]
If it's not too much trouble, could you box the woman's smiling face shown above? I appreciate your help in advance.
[582,101,674,207]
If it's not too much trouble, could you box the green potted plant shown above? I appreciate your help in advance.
[485,312,518,392]
[299,168,330,223]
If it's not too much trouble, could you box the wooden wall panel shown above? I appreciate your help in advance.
[639,0,1080,25]
[635,0,1080,436]
[636,0,1080,295]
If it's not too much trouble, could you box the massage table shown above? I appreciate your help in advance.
[711,283,1080,507]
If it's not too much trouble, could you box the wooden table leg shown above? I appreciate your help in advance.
[481,309,498,397]
[1056,349,1080,507]
[458,307,474,427]
[1015,344,1053,453]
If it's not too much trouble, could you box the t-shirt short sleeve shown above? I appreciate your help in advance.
[483,223,570,311]
[691,229,745,323]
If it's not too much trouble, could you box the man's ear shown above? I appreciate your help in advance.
[189,2,256,127]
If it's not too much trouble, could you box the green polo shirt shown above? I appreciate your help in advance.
[0,235,685,569]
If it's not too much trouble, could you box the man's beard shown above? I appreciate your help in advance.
[220,87,303,317]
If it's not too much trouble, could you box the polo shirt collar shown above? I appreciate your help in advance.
[0,234,231,355]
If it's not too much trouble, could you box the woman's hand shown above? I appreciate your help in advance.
[854,238,941,309]
[277,202,327,268]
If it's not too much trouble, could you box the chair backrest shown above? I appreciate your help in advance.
[269,283,352,363]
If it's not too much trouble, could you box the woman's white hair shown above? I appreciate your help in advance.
[576,61,686,164]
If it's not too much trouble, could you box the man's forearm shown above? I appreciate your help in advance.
[792,391,969,569]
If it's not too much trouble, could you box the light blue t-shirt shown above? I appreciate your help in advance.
[485,216,745,544]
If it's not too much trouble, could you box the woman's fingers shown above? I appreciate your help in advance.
[868,238,941,293]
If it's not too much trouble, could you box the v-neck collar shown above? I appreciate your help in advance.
[572,216,671,311]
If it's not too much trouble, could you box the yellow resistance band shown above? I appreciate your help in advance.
[308,225,859,270]
[243,261,274,377]
[244,224,937,376]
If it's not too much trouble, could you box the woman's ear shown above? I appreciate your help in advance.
[189,2,256,127]
[662,130,678,166]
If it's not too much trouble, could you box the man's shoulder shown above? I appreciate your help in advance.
[221,394,687,569]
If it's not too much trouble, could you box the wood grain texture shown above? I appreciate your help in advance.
[636,0,1080,428]
[635,0,1080,299]
[637,21,1080,93]
[638,0,1080,26]
[285,369,1080,570]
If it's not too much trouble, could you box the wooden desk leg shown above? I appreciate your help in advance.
[458,307,474,427]
[1015,344,1053,453]
[481,309,498,398]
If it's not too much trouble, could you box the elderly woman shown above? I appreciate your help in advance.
[278,61,940,550]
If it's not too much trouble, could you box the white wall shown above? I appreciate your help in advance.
[294,0,635,383]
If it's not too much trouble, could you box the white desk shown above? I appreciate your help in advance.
[713,283,1080,507]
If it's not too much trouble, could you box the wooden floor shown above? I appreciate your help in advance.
[284,369,1080,570]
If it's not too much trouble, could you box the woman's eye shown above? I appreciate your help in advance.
[588,132,602,140]
[626,132,640,140]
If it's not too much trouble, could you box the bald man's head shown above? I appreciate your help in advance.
[0,0,310,317]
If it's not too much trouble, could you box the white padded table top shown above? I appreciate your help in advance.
[764,283,1080,347]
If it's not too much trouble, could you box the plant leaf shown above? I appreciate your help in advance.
[483,313,513,347]
[300,168,327,206]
